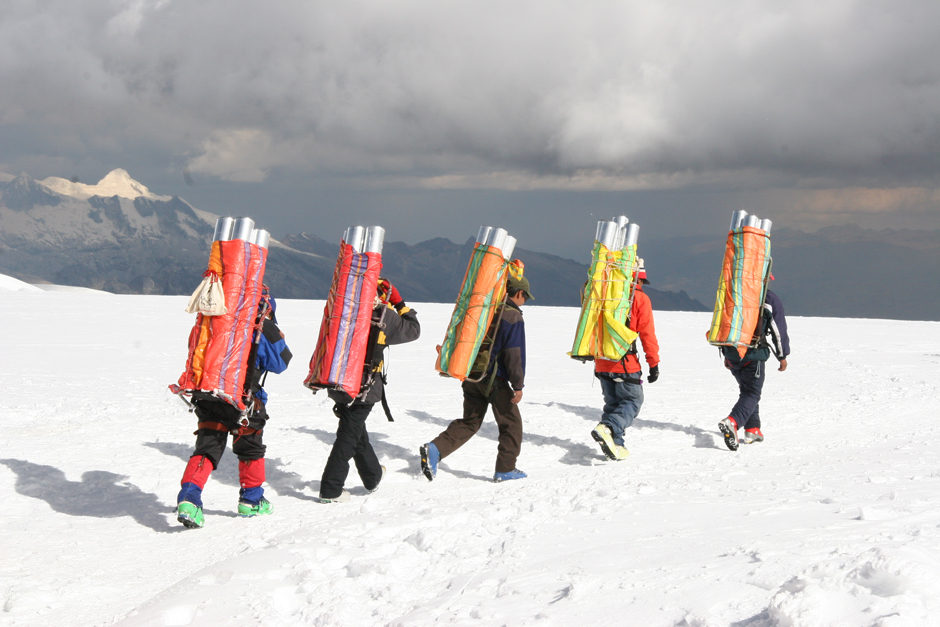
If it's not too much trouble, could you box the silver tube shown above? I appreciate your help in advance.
[596,221,619,249]
[346,226,365,252]
[760,219,772,234]
[231,217,255,242]
[476,226,493,245]
[213,217,236,242]
[252,229,270,249]
[623,223,640,247]
[485,227,508,251]
[613,217,629,249]
[730,210,748,230]
[745,215,761,228]
[363,226,385,254]
[501,235,517,260]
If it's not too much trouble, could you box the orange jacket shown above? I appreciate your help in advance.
[594,285,660,375]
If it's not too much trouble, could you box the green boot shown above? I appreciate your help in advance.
[177,501,205,529]
[238,497,274,517]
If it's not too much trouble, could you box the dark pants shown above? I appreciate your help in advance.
[320,402,383,499]
[729,360,765,430]
[432,378,523,474]
[192,399,267,467]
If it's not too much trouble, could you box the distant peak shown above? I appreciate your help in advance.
[40,169,171,201]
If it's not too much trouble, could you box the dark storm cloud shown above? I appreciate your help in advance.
[2,0,939,244]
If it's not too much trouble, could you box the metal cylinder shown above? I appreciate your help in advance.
[251,229,270,249]
[760,219,772,234]
[623,223,640,248]
[612,217,629,249]
[345,225,365,252]
[744,215,761,228]
[730,210,748,230]
[213,216,236,242]
[231,217,255,242]
[363,226,385,254]
[596,221,619,249]
[476,225,493,245]
[485,227,508,252]
[501,235,517,260]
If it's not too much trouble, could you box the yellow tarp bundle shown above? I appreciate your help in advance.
[570,242,639,361]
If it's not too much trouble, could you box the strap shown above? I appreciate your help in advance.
[195,421,263,436]
[380,381,394,422]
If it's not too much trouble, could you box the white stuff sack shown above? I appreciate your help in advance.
[185,274,228,316]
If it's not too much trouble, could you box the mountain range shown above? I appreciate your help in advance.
[2,169,937,320]
[0,170,704,311]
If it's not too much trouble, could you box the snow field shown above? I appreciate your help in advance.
[1,293,939,626]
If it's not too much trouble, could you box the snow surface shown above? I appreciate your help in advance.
[0,274,42,292]
[40,169,171,201]
[0,274,111,294]
[2,292,939,627]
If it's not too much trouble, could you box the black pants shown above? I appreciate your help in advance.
[432,378,523,474]
[729,360,765,430]
[192,399,267,468]
[319,402,383,498]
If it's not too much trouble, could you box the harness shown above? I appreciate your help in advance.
[356,304,397,421]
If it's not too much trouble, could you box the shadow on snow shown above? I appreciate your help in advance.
[0,458,183,534]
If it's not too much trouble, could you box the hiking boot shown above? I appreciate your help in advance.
[744,428,764,444]
[177,501,205,529]
[238,497,273,517]
[591,423,629,461]
[719,417,739,451]
[420,443,439,481]
[319,490,350,504]
[366,466,386,493]
[493,469,527,482]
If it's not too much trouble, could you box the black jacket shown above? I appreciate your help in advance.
[328,303,421,406]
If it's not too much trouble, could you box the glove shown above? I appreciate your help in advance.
[647,365,659,383]
[387,283,403,307]
[377,278,404,308]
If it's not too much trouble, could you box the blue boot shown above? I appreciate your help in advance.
[420,443,439,481]
[493,469,527,483]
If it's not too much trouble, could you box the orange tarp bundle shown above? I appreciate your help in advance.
[436,245,522,381]
[706,226,771,358]
[174,238,268,410]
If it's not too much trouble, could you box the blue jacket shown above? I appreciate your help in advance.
[491,300,526,391]
[723,289,790,363]
[252,318,292,404]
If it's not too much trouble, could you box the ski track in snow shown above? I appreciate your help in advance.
[1,294,939,626]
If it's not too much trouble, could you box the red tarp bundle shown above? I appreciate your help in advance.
[304,241,382,399]
[173,239,267,411]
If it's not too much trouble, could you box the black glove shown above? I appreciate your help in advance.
[647,365,659,383]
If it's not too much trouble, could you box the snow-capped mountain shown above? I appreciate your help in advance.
[0,169,339,297]
[0,169,214,249]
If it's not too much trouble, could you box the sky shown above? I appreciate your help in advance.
[2,0,940,260]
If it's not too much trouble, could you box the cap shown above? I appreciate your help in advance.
[507,275,534,301]
[637,258,650,284]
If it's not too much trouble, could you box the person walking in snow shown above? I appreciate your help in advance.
[318,279,421,503]
[590,259,660,461]
[420,274,532,483]
[717,286,790,450]
[177,289,292,529]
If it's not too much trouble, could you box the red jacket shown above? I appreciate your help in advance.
[594,285,660,375]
